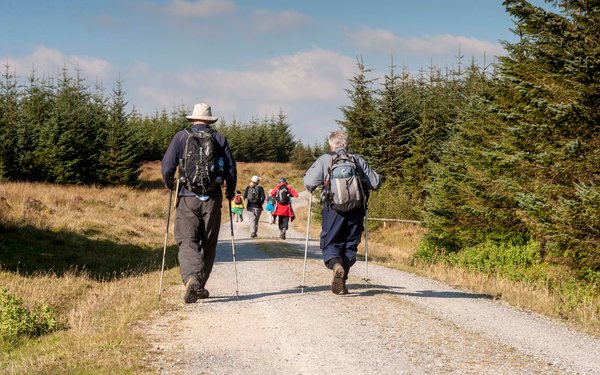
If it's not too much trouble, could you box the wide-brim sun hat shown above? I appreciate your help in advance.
[186,102,218,122]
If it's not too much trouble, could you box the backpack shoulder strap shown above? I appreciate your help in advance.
[188,127,216,135]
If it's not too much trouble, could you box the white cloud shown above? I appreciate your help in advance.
[163,0,236,18]
[250,9,312,34]
[349,27,506,60]
[1,46,353,143]
[126,48,356,143]
[2,45,114,82]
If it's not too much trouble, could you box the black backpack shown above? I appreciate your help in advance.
[275,185,290,205]
[247,186,259,204]
[324,151,364,212]
[179,128,223,194]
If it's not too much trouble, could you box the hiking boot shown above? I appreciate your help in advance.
[331,262,345,295]
[198,288,209,299]
[341,266,349,295]
[280,229,286,240]
[184,277,202,303]
[250,232,257,238]
[341,279,349,295]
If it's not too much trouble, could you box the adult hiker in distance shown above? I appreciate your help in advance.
[303,131,381,295]
[244,175,266,238]
[269,178,299,240]
[161,102,237,303]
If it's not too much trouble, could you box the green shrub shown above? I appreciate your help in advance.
[0,288,58,351]
[369,181,421,221]
[446,238,542,282]
[413,240,445,263]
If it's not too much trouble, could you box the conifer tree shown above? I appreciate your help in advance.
[0,66,19,179]
[17,70,54,180]
[371,62,419,179]
[498,0,600,274]
[337,57,377,158]
[271,110,296,162]
[424,0,600,277]
[40,68,99,184]
[98,79,141,185]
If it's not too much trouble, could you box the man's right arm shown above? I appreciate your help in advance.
[303,154,328,191]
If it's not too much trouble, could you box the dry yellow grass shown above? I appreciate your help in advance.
[0,163,177,374]
[362,224,600,336]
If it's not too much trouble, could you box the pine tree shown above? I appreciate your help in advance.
[371,62,419,179]
[424,0,600,277]
[271,110,296,162]
[0,65,19,179]
[498,0,600,274]
[337,57,377,158]
[17,70,55,181]
[98,79,141,185]
[40,68,99,184]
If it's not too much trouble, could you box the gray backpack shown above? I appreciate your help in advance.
[324,151,364,212]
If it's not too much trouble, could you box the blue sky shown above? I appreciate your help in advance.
[1,0,547,144]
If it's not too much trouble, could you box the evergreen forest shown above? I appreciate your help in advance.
[336,0,599,286]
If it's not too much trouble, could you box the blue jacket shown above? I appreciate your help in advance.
[161,124,237,198]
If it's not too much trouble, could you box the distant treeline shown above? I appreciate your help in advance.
[335,0,598,281]
[0,69,298,185]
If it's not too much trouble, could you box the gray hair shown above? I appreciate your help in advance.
[328,131,348,151]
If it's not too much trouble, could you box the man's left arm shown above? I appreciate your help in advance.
[357,156,381,191]
[217,133,237,199]
[259,186,266,204]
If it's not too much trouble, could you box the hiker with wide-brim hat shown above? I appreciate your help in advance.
[161,102,237,303]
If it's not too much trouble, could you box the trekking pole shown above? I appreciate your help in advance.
[301,192,313,293]
[228,198,240,298]
[158,185,175,301]
[364,204,370,286]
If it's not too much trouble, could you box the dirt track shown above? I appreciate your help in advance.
[145,193,599,374]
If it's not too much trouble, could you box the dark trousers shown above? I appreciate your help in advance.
[320,204,364,270]
[174,195,222,288]
[278,216,290,231]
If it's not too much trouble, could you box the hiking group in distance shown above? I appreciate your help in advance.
[236,175,300,240]
[161,102,381,303]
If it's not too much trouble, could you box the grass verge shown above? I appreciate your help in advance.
[363,222,600,336]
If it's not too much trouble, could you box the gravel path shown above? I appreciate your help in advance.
[145,194,599,374]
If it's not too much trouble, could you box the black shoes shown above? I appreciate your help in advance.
[250,232,257,238]
[280,230,286,239]
[184,277,209,303]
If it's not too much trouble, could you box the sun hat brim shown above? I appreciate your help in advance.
[186,115,218,122]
